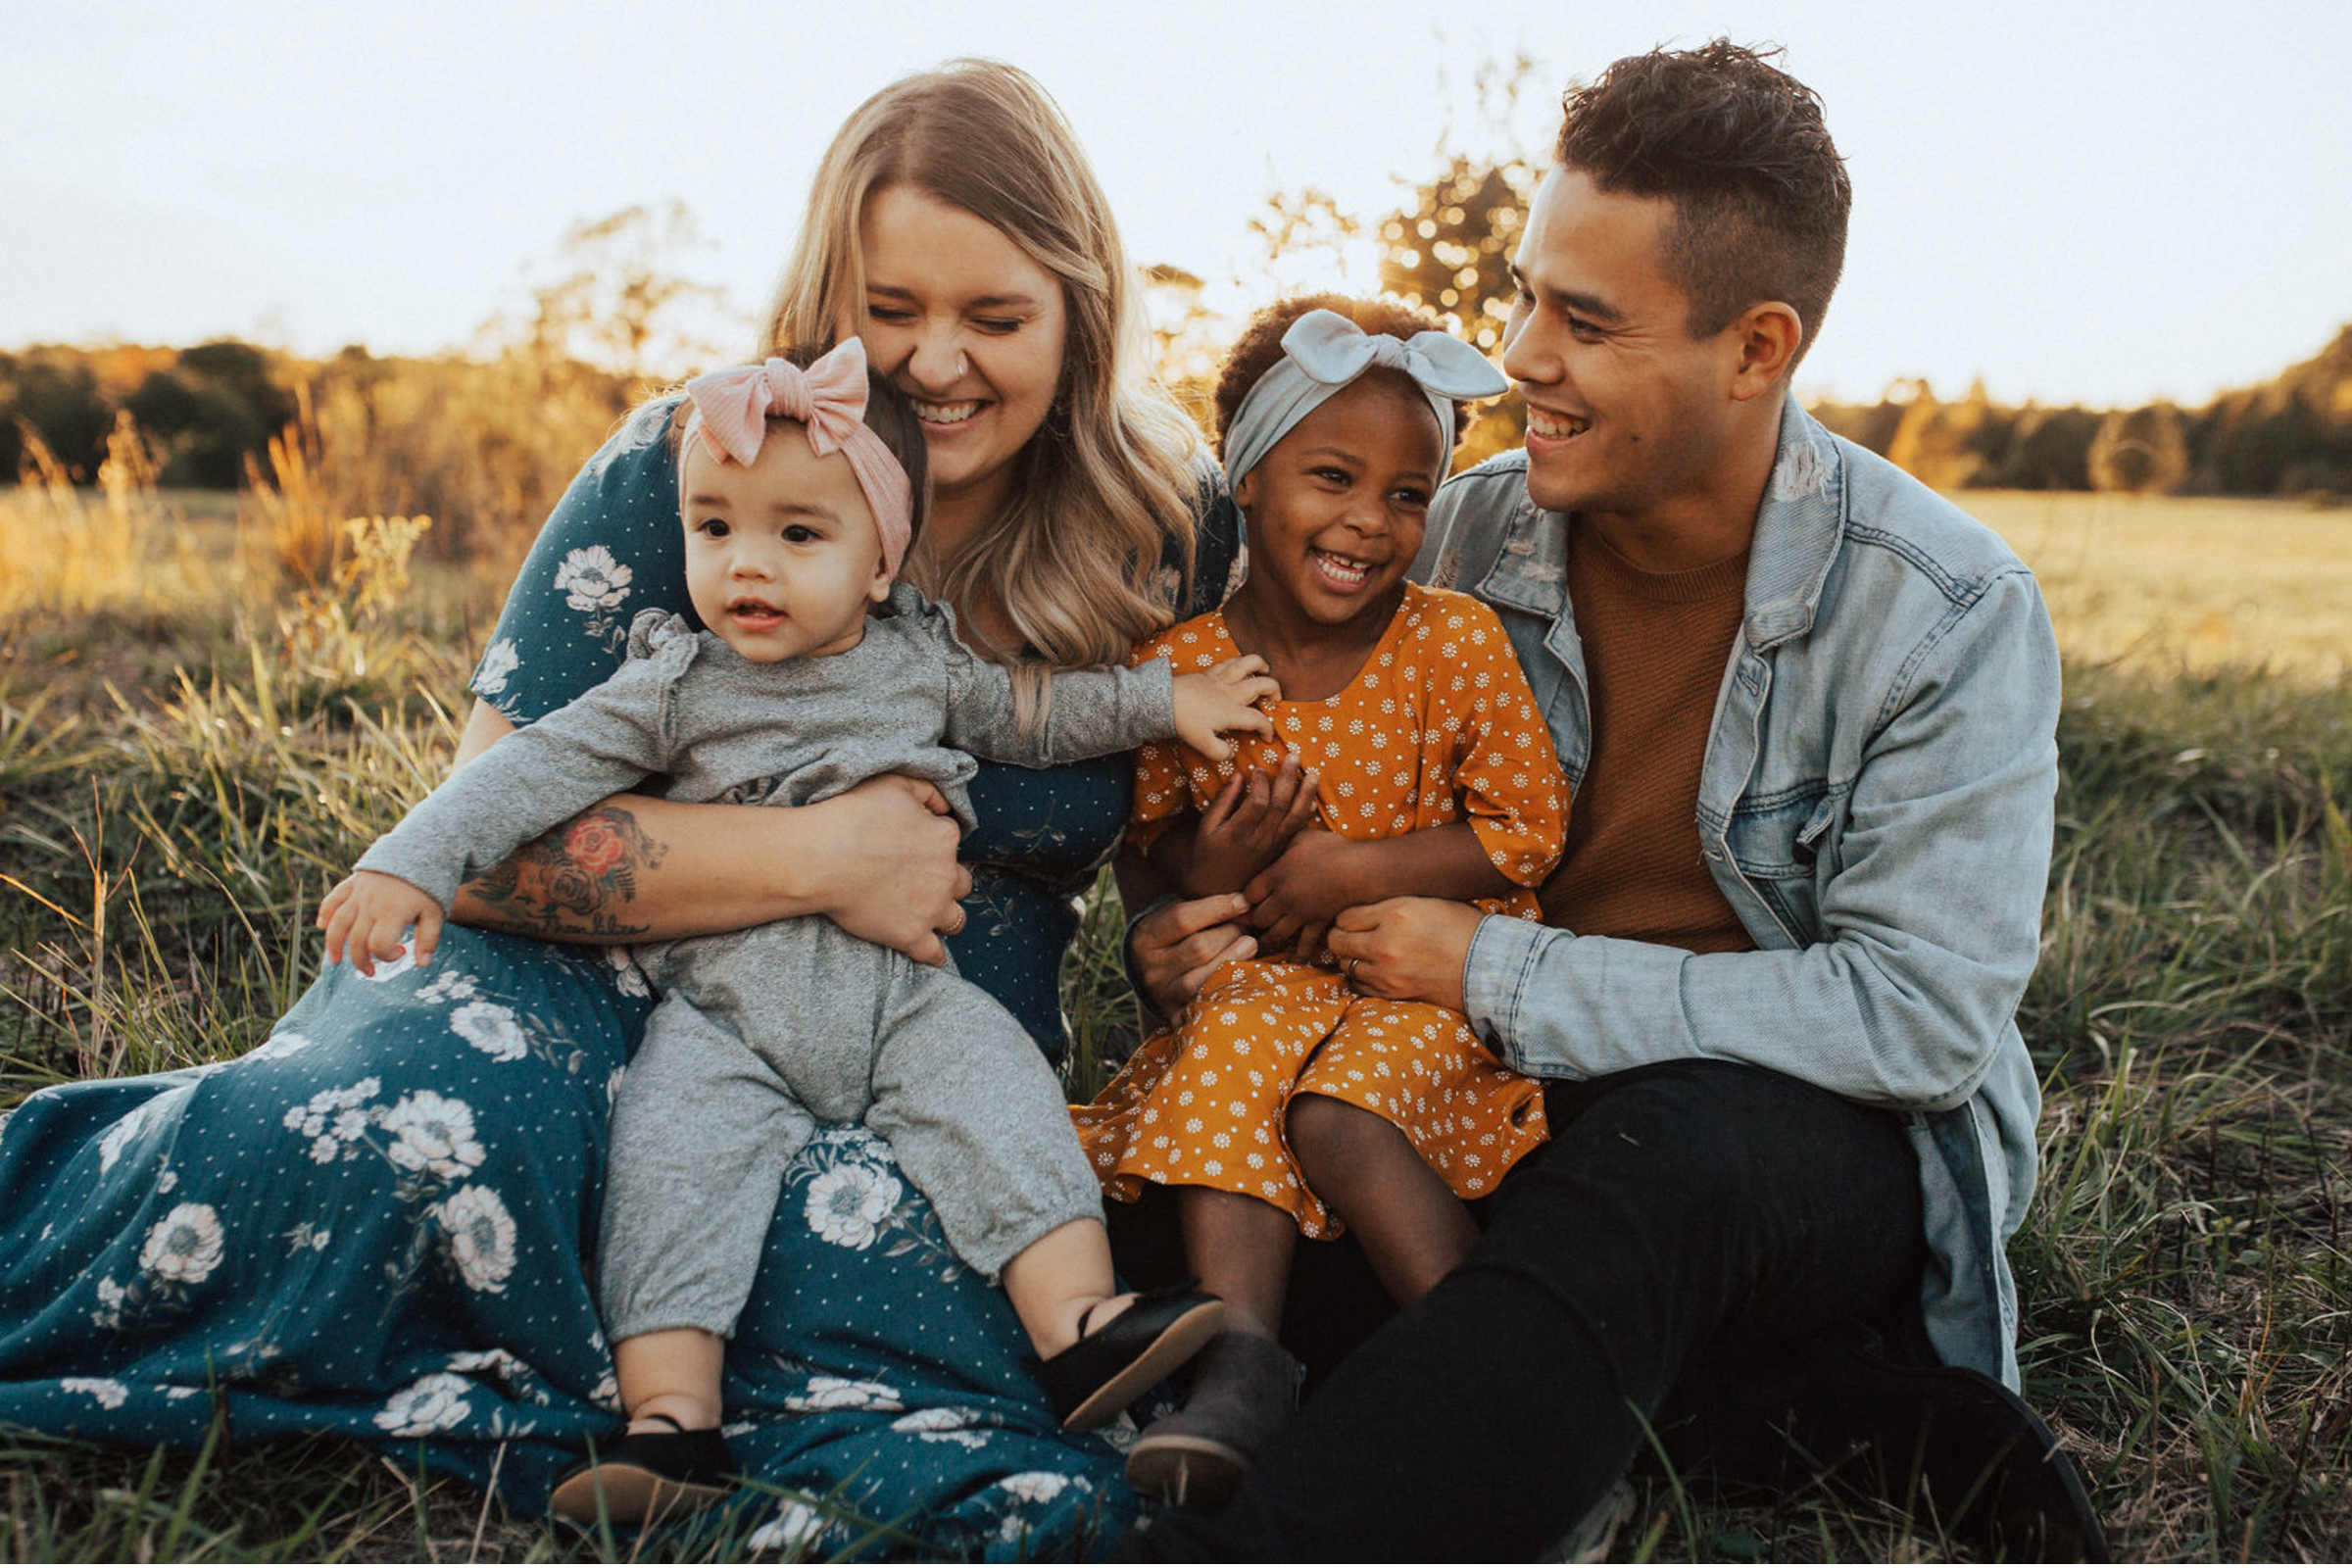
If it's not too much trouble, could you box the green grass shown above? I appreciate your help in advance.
[4,489,2350,1558]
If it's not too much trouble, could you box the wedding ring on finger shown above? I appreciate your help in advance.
[945,905,967,936]
[1344,956,1361,985]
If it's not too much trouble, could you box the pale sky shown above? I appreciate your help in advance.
[6,0,2345,409]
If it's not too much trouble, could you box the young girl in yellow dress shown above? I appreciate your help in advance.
[1071,297,1570,1505]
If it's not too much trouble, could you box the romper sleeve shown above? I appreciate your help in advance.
[467,397,694,726]
[1121,631,1197,855]
[927,593,1179,766]
[1437,593,1570,889]
[359,612,700,906]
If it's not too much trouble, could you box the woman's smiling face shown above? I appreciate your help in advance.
[853,184,1068,515]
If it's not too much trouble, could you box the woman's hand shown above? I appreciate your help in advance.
[1326,897,1486,1012]
[318,870,445,976]
[800,774,973,966]
[1172,655,1279,761]
[1128,891,1257,1017]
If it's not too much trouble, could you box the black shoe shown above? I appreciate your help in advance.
[1036,1281,1225,1430]
[1124,1330,1303,1511]
[1668,1330,2107,1561]
[549,1415,736,1524]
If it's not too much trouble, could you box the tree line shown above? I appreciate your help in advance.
[9,170,2348,530]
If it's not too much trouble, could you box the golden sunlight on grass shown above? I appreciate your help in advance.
[1966,491,2352,681]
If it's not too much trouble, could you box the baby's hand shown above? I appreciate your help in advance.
[1173,655,1279,762]
[318,869,445,976]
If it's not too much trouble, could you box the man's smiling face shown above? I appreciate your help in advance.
[1500,169,1747,532]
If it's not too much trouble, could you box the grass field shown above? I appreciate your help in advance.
[3,476,2350,1560]
[1967,489,2352,681]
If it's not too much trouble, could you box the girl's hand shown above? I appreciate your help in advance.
[318,870,445,976]
[802,774,972,966]
[1190,760,1321,895]
[1243,827,1374,955]
[1326,897,1486,1012]
[1129,891,1257,1017]
[1172,655,1279,762]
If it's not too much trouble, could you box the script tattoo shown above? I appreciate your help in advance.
[464,806,666,939]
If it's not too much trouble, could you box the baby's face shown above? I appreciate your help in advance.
[680,422,892,662]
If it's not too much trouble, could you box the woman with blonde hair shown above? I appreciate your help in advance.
[0,60,1237,1555]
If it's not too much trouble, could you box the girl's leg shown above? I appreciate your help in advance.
[612,1328,725,1432]
[1177,1186,1298,1341]
[1287,1092,1477,1305]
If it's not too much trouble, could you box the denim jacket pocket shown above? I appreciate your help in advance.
[1726,780,1844,941]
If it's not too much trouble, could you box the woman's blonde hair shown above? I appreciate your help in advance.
[764,59,1202,691]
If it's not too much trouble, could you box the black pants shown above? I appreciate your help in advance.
[1121,1058,1925,1561]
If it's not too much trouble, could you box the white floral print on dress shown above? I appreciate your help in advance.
[554,546,633,613]
[805,1164,901,1250]
[746,1499,832,1555]
[472,637,519,697]
[373,1371,473,1436]
[138,1202,225,1283]
[450,1000,527,1062]
[379,1090,486,1179]
[436,1184,517,1293]
[785,1375,905,1413]
[97,1107,147,1174]
[60,1377,130,1410]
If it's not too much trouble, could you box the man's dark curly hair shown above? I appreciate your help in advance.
[1212,293,1471,458]
[1556,40,1849,366]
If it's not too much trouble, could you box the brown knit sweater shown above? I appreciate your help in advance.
[1538,527,1756,955]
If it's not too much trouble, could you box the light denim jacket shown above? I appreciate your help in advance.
[1415,395,2059,1388]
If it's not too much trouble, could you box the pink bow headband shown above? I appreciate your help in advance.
[679,340,916,578]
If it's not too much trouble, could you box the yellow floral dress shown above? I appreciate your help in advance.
[1073,583,1569,1236]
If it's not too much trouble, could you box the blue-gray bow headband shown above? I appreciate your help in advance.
[1220,309,1508,489]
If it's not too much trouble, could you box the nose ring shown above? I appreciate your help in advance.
[956,353,968,378]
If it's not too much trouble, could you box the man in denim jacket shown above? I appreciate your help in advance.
[1130,40,2095,1562]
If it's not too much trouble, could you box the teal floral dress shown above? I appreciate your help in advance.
[0,398,1240,1558]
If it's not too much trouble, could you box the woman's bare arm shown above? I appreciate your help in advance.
[444,700,971,963]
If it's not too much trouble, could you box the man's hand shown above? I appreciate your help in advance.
[1327,897,1485,1012]
[1128,891,1257,1017]
[318,869,445,975]
[1189,759,1320,896]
